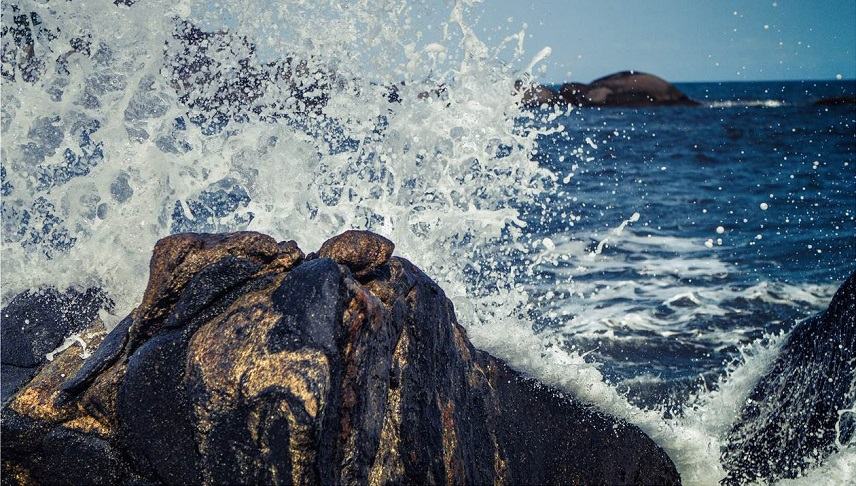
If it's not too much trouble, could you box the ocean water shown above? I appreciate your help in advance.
[1,1,854,484]
[528,80,856,407]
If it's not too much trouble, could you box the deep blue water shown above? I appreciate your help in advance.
[526,80,855,405]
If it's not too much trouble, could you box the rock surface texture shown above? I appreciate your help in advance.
[1,230,680,485]
[1,288,111,404]
[720,270,856,484]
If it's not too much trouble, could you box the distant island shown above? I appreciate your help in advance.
[518,71,856,109]
[519,70,699,108]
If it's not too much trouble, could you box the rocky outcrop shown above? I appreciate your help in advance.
[518,71,698,109]
[557,82,591,106]
[516,79,560,108]
[572,71,698,107]
[1,230,680,485]
[1,288,111,403]
[721,270,856,484]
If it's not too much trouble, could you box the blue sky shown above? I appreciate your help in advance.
[471,0,856,83]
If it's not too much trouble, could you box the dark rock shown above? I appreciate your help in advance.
[554,71,699,108]
[521,72,697,109]
[558,81,592,106]
[583,71,698,107]
[721,270,856,484]
[119,329,202,484]
[493,361,683,485]
[317,229,394,278]
[515,79,561,108]
[2,230,679,485]
[27,424,128,485]
[814,96,856,106]
[60,315,134,397]
[1,287,111,403]
[269,258,348,355]
[0,325,127,484]
[1,365,36,404]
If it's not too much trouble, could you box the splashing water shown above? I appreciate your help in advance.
[1,1,852,484]
[1,0,545,311]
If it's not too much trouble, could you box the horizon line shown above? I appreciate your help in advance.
[541,76,856,85]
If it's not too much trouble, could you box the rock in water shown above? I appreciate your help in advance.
[1,230,680,485]
[564,71,698,107]
[1,287,112,403]
[721,271,856,484]
[515,79,561,108]
[558,81,592,106]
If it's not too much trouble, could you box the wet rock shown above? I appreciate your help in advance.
[317,229,394,278]
[2,230,679,485]
[721,271,856,484]
[60,315,133,397]
[1,287,111,403]
[493,361,683,485]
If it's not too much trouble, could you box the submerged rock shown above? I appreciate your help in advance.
[1,230,679,485]
[721,271,856,484]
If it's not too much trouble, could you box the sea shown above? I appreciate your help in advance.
[528,79,856,408]
[1,1,854,484]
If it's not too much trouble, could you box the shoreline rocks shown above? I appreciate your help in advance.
[1,288,112,404]
[720,270,856,484]
[1,230,680,485]
[520,71,699,109]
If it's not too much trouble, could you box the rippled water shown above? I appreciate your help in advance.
[1,1,854,483]
[524,82,855,405]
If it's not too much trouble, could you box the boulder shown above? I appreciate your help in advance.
[558,71,698,107]
[1,230,680,485]
[721,270,856,484]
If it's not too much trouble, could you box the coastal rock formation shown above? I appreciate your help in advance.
[557,82,591,106]
[518,71,698,109]
[1,288,111,403]
[516,79,560,108]
[721,270,856,484]
[1,230,680,485]
[574,71,698,107]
